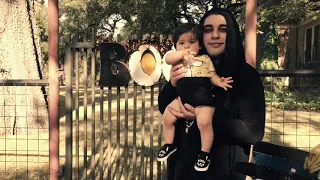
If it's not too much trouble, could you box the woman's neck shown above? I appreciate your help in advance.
[211,54,224,68]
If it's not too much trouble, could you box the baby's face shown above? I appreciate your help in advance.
[176,32,200,55]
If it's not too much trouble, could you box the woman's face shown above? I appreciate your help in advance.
[203,14,227,57]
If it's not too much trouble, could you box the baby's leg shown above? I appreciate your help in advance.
[195,106,215,153]
[162,99,180,144]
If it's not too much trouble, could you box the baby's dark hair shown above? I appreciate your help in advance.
[172,23,200,49]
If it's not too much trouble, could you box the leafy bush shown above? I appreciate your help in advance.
[260,59,320,111]
[265,88,320,111]
[259,58,279,70]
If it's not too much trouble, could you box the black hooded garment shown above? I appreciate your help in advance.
[158,9,266,180]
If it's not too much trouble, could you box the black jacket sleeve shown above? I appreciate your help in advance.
[158,81,178,114]
[214,70,266,145]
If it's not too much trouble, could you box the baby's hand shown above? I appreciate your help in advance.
[182,51,197,65]
[219,77,233,91]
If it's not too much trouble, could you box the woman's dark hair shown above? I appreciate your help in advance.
[198,8,246,78]
[172,23,201,49]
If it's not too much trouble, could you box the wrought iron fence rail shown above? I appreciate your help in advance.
[0,79,49,86]
[258,70,320,77]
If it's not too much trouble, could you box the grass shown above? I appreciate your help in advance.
[265,88,320,111]
[0,82,319,179]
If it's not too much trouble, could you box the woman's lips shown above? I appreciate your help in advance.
[208,43,223,48]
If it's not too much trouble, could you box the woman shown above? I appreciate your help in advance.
[158,8,266,180]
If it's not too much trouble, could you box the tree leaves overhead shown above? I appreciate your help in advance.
[31,0,319,72]
[54,0,320,41]
[122,0,247,36]
[259,0,320,24]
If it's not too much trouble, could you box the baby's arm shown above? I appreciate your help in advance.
[210,73,233,91]
[165,50,196,65]
[206,56,233,91]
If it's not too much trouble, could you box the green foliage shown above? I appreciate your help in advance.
[35,0,319,71]
[257,19,279,60]
[261,58,320,111]
[260,58,279,70]
[265,88,320,111]
[257,0,319,60]
[35,2,48,63]
[121,0,247,37]
[260,58,286,95]
[259,0,320,24]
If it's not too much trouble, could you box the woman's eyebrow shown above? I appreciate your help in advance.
[203,24,227,28]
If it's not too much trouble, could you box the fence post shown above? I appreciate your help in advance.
[48,0,60,179]
[245,0,257,68]
[65,46,73,180]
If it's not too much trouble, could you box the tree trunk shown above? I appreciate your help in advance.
[0,0,48,136]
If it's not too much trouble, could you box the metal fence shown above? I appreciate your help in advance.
[60,76,320,180]
[61,40,168,179]
[260,71,320,152]
[59,37,320,179]
[0,80,50,179]
[0,45,319,180]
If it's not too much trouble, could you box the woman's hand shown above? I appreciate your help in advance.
[170,64,187,87]
[168,97,196,120]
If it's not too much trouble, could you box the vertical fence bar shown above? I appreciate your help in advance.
[48,0,59,179]
[295,76,298,149]
[157,82,163,180]
[308,77,311,151]
[26,84,29,179]
[14,85,17,179]
[107,86,112,180]
[133,83,137,179]
[282,83,285,146]
[100,87,104,180]
[150,85,154,180]
[117,87,121,180]
[91,46,96,180]
[65,48,73,180]
[3,85,6,176]
[140,86,145,179]
[36,88,40,178]
[75,47,80,180]
[270,75,273,144]
[124,85,129,180]
[83,42,88,180]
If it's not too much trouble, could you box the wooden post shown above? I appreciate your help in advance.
[245,0,257,68]
[48,0,60,179]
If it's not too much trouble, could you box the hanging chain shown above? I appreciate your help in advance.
[185,120,195,134]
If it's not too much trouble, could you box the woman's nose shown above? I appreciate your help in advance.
[211,30,219,39]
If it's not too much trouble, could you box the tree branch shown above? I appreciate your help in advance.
[180,2,195,23]
[227,2,246,11]
[212,0,217,8]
